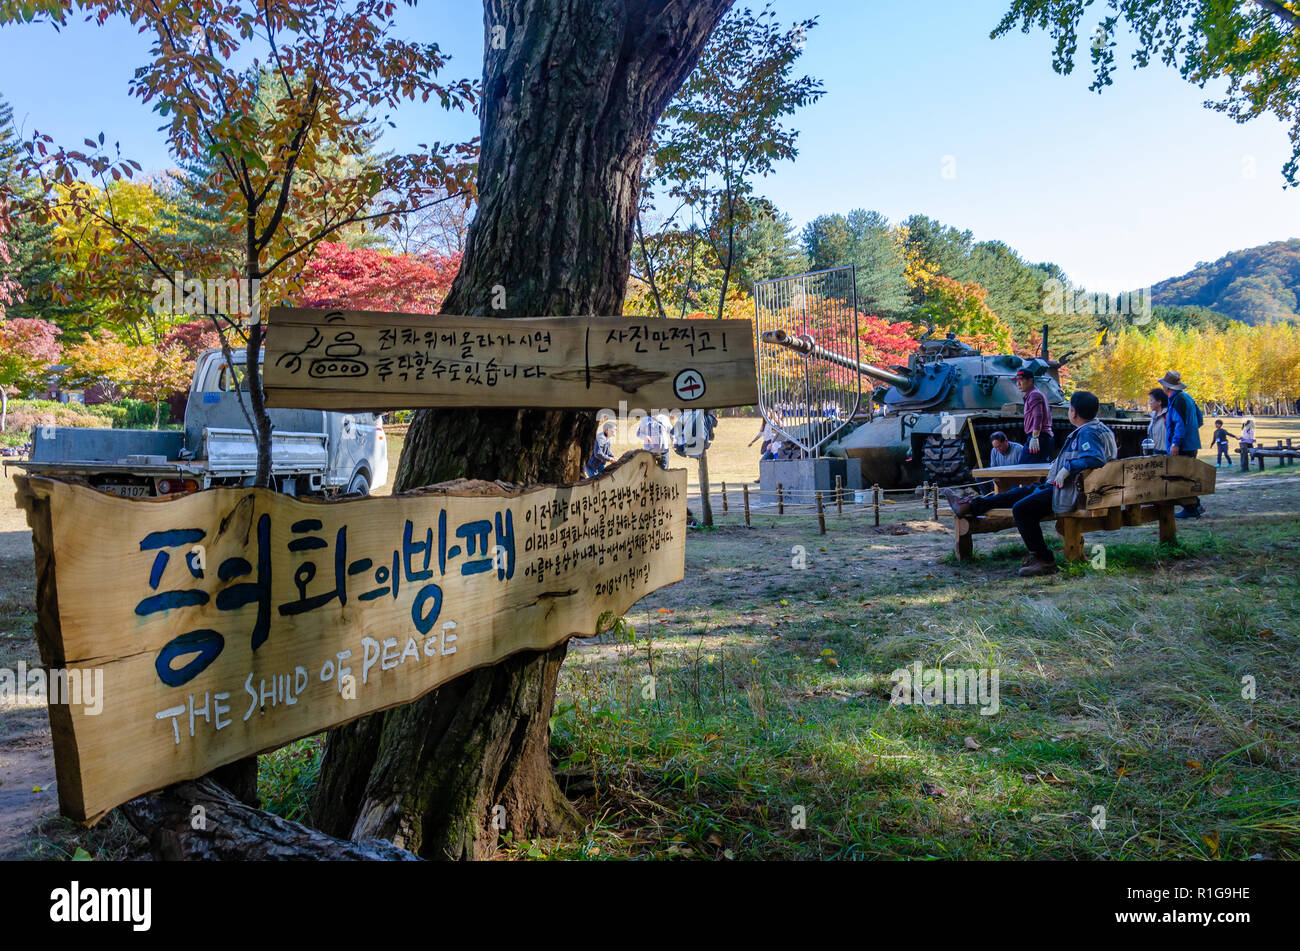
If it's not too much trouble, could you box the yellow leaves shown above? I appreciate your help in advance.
[62,331,192,406]
[1201,830,1221,859]
[1077,322,1300,407]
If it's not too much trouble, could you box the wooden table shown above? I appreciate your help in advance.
[971,464,1050,493]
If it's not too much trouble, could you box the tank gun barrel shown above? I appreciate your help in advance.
[760,330,912,390]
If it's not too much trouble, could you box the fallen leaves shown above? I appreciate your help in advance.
[1201,831,1221,858]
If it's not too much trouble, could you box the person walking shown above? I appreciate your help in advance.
[1210,420,1232,466]
[1017,369,1054,463]
[1147,388,1169,454]
[1159,370,1204,518]
[584,420,618,478]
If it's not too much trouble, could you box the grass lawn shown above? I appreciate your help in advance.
[257,454,1300,861]
[10,418,1298,860]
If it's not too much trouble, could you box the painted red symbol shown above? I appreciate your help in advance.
[673,369,705,402]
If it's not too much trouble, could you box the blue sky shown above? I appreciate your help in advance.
[2,0,1298,292]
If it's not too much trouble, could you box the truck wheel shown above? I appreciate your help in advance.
[921,435,969,486]
[346,470,371,497]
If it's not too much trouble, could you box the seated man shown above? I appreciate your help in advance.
[988,430,1024,467]
[943,431,1027,518]
[1009,390,1117,577]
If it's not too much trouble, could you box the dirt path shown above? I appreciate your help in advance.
[0,477,57,860]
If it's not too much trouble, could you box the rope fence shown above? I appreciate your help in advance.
[682,476,994,532]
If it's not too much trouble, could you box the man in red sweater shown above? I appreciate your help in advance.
[1017,369,1054,462]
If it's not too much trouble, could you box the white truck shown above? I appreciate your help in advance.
[17,347,388,498]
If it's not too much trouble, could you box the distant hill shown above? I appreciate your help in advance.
[1151,239,1300,325]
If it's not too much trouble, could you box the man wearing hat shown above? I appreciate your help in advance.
[1159,370,1205,518]
[1016,369,1053,463]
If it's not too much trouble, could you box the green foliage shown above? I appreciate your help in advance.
[901,214,1069,350]
[110,397,170,429]
[729,198,807,290]
[3,398,122,432]
[0,93,73,328]
[1150,239,1300,325]
[646,3,824,317]
[803,209,910,318]
[994,0,1300,187]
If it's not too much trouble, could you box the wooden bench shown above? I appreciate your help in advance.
[952,456,1216,561]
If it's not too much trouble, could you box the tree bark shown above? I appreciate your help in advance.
[312,0,733,860]
[120,778,419,861]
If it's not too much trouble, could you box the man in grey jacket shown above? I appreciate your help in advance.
[1012,390,1118,577]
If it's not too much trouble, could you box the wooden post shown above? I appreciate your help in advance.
[835,475,843,515]
[721,482,728,513]
[777,483,784,515]
[816,492,826,535]
[1240,447,1250,472]
[873,484,881,526]
[1257,450,1266,472]
[932,485,940,521]
[955,518,973,561]
[1060,517,1085,562]
[1157,502,1177,544]
[743,484,751,526]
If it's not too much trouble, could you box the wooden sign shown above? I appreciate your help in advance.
[1082,455,1216,510]
[262,307,758,411]
[14,452,684,823]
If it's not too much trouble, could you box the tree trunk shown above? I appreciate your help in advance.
[312,0,733,860]
[1,388,7,432]
[120,778,419,861]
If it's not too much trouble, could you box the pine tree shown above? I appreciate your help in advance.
[0,93,71,327]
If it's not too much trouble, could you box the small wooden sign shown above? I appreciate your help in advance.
[1082,455,1216,510]
[14,453,684,823]
[262,307,758,411]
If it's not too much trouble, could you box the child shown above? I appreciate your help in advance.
[1210,420,1231,466]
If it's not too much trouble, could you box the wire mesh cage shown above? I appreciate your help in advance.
[752,266,862,456]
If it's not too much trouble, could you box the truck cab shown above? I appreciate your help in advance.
[19,347,388,498]
[191,348,388,496]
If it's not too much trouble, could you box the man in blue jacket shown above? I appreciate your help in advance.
[1159,370,1205,518]
[1013,390,1118,577]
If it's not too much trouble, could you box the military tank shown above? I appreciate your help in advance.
[760,327,1149,489]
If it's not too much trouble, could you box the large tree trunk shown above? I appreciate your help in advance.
[313,0,733,860]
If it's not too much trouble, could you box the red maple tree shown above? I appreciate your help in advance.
[297,242,461,314]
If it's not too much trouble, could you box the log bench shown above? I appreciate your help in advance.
[952,456,1216,562]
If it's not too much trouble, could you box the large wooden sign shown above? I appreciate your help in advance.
[14,453,683,823]
[262,307,758,411]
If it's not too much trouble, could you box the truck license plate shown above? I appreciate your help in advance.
[102,484,151,498]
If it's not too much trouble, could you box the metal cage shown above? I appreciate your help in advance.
[752,266,861,456]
